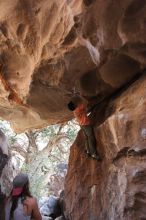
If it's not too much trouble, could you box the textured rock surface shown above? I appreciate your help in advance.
[0,130,16,196]
[39,195,61,218]
[0,0,146,131]
[64,75,146,220]
[1,1,146,219]
[0,130,16,220]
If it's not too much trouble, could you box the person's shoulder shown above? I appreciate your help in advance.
[24,196,38,207]
[27,196,37,203]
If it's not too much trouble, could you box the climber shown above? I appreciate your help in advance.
[5,173,42,220]
[67,95,101,161]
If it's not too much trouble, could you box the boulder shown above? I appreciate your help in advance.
[42,217,53,220]
[55,216,65,220]
[40,195,61,218]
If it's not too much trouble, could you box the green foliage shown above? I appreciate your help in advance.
[0,120,28,146]
[22,154,49,198]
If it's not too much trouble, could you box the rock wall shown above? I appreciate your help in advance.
[0,130,16,220]
[64,75,146,220]
[1,0,146,217]
[0,0,146,132]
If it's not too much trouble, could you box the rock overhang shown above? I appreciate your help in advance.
[0,0,146,132]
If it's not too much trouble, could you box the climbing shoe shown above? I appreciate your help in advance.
[85,149,90,155]
[91,154,101,161]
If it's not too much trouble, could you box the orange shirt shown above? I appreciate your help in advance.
[73,104,90,126]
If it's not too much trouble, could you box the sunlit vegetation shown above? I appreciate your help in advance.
[0,120,79,198]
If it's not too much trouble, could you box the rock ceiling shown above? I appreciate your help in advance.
[0,0,146,132]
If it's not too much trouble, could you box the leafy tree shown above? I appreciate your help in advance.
[0,120,79,198]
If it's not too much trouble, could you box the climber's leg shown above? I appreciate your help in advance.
[82,127,90,155]
[82,125,101,160]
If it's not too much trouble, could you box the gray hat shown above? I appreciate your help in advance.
[13,173,29,188]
